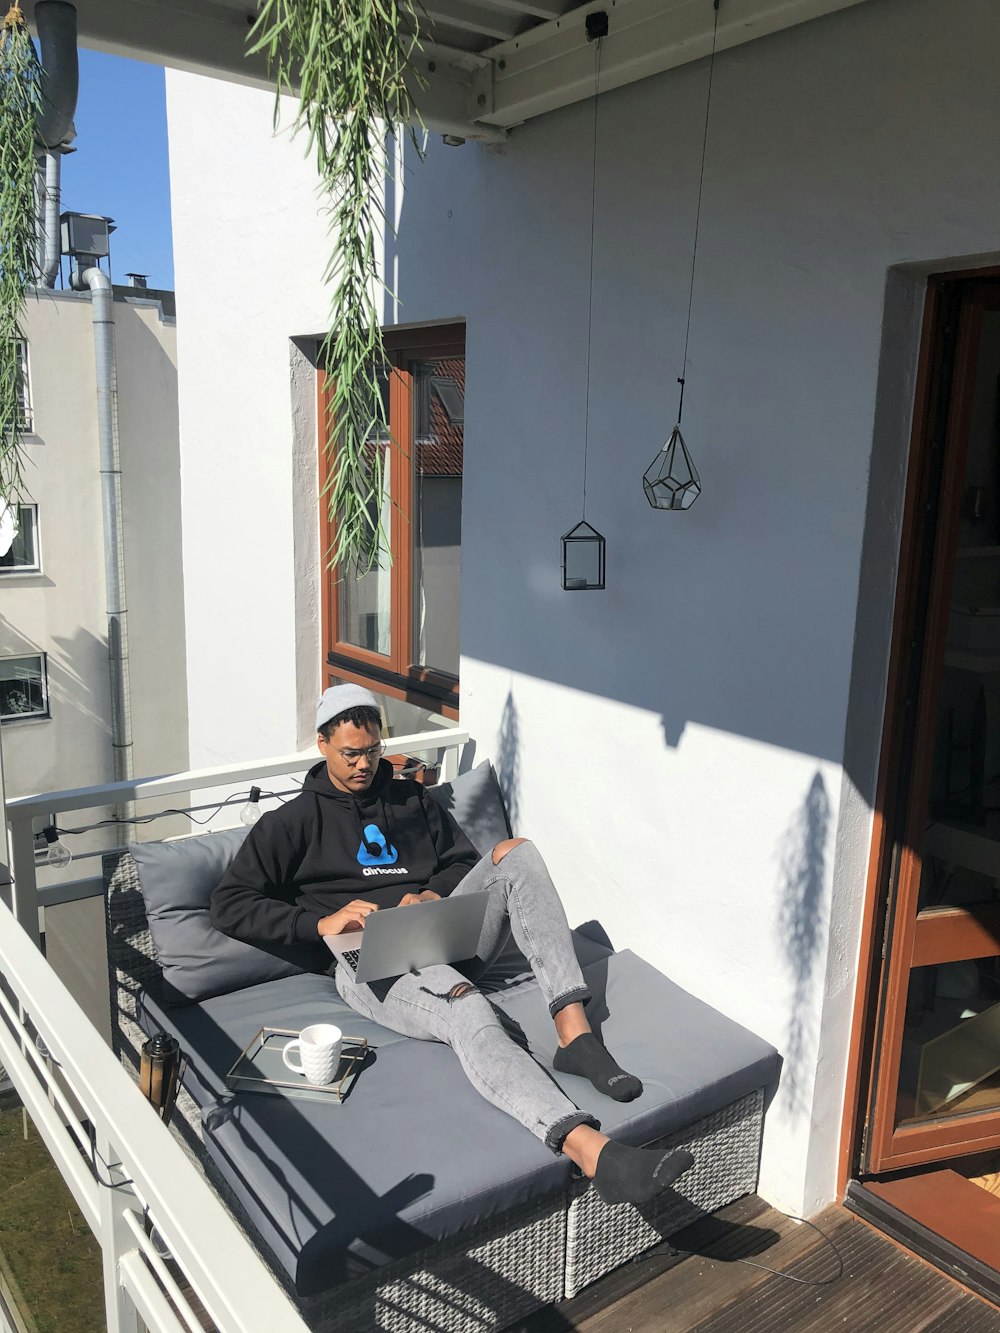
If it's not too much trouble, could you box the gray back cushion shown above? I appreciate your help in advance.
[426,760,512,854]
[131,827,307,1005]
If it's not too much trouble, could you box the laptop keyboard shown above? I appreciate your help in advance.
[339,949,361,973]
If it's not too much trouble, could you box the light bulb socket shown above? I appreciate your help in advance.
[42,825,59,845]
[248,786,261,804]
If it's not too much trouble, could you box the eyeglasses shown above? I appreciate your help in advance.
[335,742,386,766]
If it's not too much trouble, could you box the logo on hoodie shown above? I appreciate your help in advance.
[357,823,399,868]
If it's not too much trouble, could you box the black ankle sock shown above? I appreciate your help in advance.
[593,1140,695,1205]
[553,1033,643,1102]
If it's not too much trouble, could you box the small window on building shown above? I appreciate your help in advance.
[0,654,49,721]
[8,339,32,433]
[0,504,40,573]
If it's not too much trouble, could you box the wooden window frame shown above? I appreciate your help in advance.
[319,322,465,720]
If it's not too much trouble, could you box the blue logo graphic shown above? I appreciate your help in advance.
[356,824,398,867]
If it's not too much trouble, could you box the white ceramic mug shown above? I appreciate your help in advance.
[282,1023,343,1085]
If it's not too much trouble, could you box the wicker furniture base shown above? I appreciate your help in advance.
[302,1190,567,1333]
[564,1088,764,1297]
[103,848,766,1330]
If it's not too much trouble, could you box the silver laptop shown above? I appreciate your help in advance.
[323,892,490,984]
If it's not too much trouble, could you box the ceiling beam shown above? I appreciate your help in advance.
[480,0,872,128]
[43,0,273,89]
[420,0,525,42]
[47,0,871,139]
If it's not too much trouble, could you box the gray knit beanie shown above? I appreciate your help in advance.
[316,683,381,732]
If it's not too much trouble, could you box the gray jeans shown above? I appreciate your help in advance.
[335,840,599,1152]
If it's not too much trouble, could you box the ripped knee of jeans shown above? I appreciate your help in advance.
[420,982,479,1002]
[492,836,529,866]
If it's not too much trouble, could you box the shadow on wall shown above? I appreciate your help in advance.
[776,770,830,1114]
[0,615,112,734]
[496,689,521,834]
[378,97,931,855]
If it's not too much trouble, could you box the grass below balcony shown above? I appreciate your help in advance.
[0,1103,104,1332]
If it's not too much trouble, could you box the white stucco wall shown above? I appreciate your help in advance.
[166,79,331,765]
[164,0,1000,1216]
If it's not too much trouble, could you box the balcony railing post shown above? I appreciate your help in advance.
[0,722,11,911]
[95,1126,142,1333]
[7,812,41,947]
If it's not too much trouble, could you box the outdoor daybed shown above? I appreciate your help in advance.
[103,761,780,1333]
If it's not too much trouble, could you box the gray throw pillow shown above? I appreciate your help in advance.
[426,760,512,855]
[131,827,306,1005]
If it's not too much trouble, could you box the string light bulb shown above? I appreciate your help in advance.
[42,826,72,868]
[240,786,262,827]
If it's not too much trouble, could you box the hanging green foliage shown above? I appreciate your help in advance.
[248,0,422,573]
[0,2,40,508]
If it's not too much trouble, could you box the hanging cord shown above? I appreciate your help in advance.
[45,786,300,839]
[581,27,604,518]
[677,0,721,426]
[636,1211,846,1288]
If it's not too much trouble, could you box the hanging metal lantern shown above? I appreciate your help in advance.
[643,425,701,511]
[562,520,606,590]
[139,1031,182,1125]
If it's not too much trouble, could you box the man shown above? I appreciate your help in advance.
[211,683,694,1205]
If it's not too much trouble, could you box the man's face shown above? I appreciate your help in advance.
[317,720,384,794]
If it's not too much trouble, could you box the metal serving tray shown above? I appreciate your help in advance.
[225,1027,369,1104]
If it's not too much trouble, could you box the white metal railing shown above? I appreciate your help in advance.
[0,726,469,1331]
[0,895,310,1333]
[4,728,469,946]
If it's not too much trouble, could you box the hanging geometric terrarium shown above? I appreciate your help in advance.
[643,425,702,511]
[562,520,606,590]
[644,0,721,516]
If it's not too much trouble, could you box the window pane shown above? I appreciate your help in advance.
[0,655,46,719]
[4,339,31,432]
[336,379,392,655]
[897,956,1000,1125]
[0,505,38,571]
[16,339,31,431]
[412,358,463,677]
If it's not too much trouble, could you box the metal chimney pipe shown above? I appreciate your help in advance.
[34,2,78,149]
[70,265,135,818]
[34,3,78,289]
[39,150,61,288]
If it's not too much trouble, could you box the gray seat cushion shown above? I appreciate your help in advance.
[491,950,781,1144]
[426,760,512,855]
[130,828,317,1004]
[137,941,778,1296]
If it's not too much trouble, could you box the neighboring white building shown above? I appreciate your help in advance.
[148,0,1000,1237]
[1,281,187,1024]
[1,281,187,800]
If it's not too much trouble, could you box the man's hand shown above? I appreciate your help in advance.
[398,890,442,907]
[317,900,379,937]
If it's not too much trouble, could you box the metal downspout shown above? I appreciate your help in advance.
[72,267,134,820]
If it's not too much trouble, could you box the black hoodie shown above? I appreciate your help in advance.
[210,759,480,947]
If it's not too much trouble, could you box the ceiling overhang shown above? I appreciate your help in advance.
[37,0,872,142]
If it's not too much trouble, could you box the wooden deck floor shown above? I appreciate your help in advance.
[516,1195,1000,1332]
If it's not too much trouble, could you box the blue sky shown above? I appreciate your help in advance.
[59,49,174,291]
